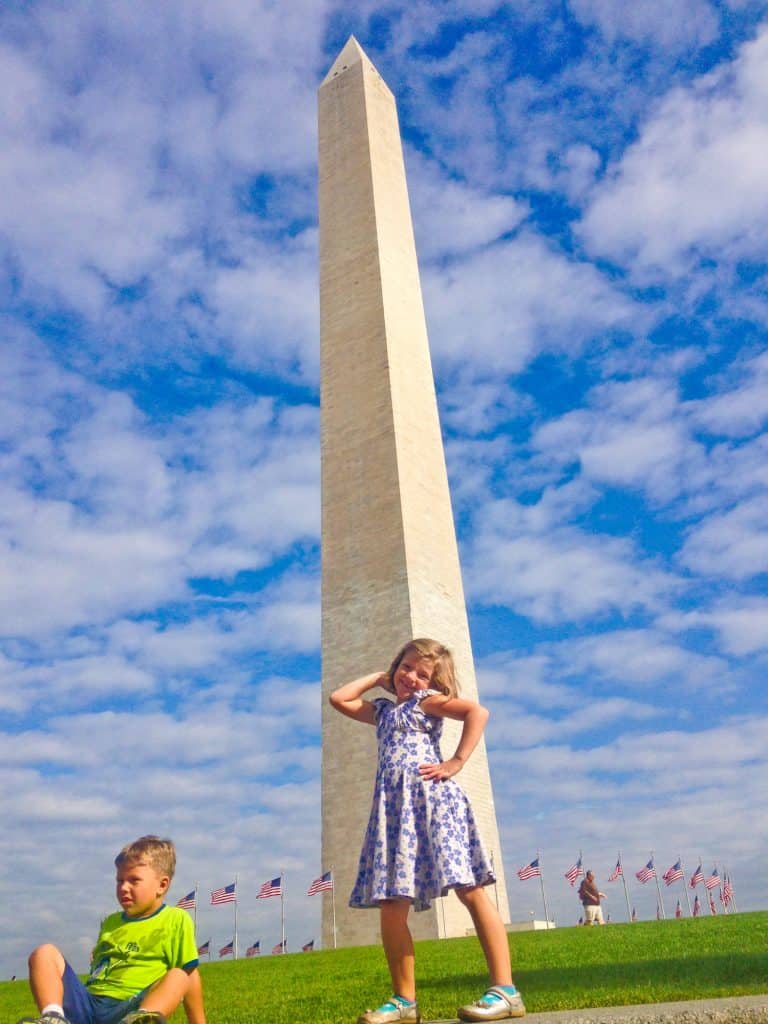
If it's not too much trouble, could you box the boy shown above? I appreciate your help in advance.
[18,836,205,1024]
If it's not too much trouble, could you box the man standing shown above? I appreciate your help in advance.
[578,870,606,925]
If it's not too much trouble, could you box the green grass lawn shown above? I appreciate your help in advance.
[2,913,765,1024]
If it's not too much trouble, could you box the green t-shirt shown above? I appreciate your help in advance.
[87,905,198,1000]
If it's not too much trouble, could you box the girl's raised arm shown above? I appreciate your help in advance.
[418,694,489,780]
[329,671,388,724]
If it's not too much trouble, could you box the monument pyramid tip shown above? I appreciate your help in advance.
[321,36,376,85]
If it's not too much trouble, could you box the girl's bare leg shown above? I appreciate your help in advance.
[380,900,416,1001]
[456,887,513,986]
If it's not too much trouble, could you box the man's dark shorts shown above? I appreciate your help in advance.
[62,964,146,1024]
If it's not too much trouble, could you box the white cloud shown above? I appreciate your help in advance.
[581,25,768,275]
[484,694,658,750]
[703,601,768,656]
[569,0,720,49]
[689,350,768,438]
[662,598,768,656]
[0,0,326,378]
[679,495,768,579]
[408,150,527,261]
[533,376,703,503]
[466,495,677,623]
[0,341,319,639]
[566,629,731,691]
[424,231,642,374]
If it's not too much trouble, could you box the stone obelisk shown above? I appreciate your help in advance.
[319,37,510,948]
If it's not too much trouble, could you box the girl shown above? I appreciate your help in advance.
[330,638,525,1024]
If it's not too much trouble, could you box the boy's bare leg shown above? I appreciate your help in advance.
[28,945,66,1010]
[182,970,206,1024]
[140,966,191,1015]
[140,969,191,1016]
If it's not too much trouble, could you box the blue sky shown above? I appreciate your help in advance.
[2,0,768,979]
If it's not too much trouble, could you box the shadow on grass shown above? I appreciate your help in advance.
[421,951,768,1013]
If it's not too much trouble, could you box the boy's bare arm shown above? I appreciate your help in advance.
[183,968,206,1024]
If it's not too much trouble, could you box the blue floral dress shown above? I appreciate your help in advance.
[349,689,495,911]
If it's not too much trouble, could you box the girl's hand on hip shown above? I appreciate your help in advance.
[418,757,462,781]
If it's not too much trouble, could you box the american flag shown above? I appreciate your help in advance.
[517,858,541,880]
[176,890,196,910]
[302,940,315,952]
[211,883,236,905]
[307,871,333,896]
[246,941,260,957]
[197,940,210,957]
[272,939,285,955]
[704,868,721,891]
[564,856,583,886]
[662,861,684,886]
[693,894,700,916]
[722,875,734,906]
[709,894,717,915]
[689,863,704,888]
[608,858,622,882]
[219,939,234,958]
[675,900,682,919]
[258,876,282,899]
[656,904,661,920]
[635,859,655,884]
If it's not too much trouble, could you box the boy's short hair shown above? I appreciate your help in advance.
[115,835,176,879]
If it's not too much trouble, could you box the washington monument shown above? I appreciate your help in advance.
[319,37,510,948]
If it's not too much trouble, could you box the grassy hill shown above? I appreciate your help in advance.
[2,912,766,1024]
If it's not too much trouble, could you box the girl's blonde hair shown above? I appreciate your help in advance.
[386,638,459,699]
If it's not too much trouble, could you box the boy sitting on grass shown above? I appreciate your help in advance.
[18,836,205,1024]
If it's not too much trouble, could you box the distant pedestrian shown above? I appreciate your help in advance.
[578,870,606,925]
[331,637,525,1023]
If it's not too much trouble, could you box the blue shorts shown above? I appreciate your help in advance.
[62,964,146,1024]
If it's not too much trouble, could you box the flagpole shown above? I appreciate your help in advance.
[537,850,551,926]
[281,869,286,952]
[234,873,239,959]
[649,851,665,919]
[618,851,631,922]
[330,866,337,949]
[679,857,692,916]
[194,881,199,936]
[712,863,720,916]
[719,865,729,915]
[727,867,738,913]
[490,850,500,911]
